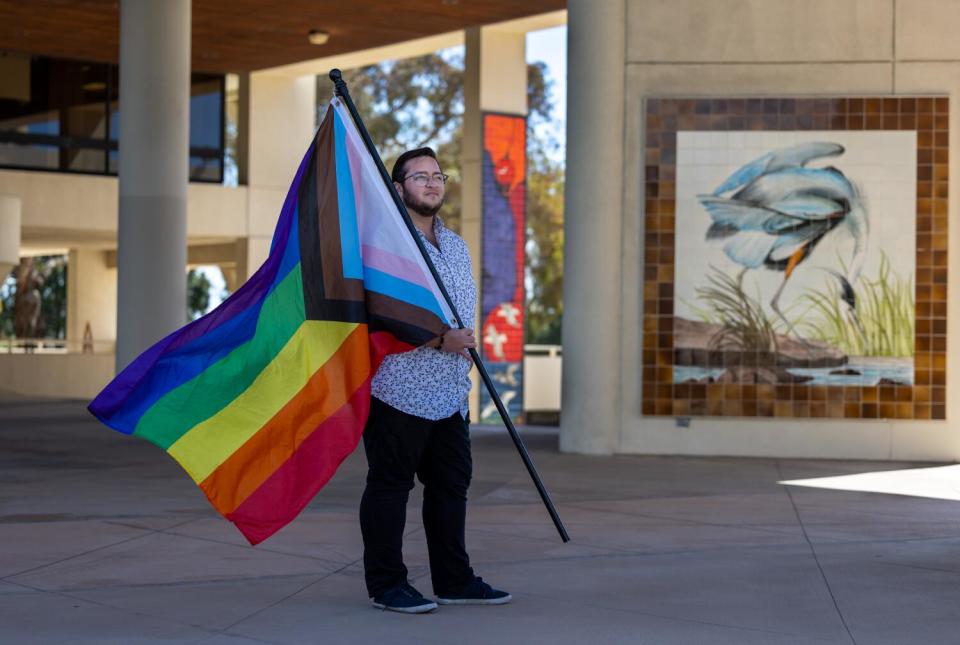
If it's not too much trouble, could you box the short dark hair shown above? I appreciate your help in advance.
[391,147,440,183]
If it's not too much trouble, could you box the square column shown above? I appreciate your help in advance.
[462,25,529,424]
[116,0,191,369]
[0,196,21,279]
[67,249,117,353]
[244,72,317,280]
[559,0,625,454]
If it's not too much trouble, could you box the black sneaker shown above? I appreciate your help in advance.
[371,582,438,614]
[436,577,512,605]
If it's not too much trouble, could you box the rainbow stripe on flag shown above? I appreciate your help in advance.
[89,99,454,545]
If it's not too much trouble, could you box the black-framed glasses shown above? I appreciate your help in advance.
[400,172,449,186]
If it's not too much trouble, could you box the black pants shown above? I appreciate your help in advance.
[359,397,475,598]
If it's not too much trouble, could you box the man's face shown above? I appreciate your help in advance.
[395,156,445,217]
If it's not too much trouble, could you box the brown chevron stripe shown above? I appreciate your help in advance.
[316,106,364,303]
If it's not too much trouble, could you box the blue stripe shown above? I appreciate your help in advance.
[363,266,447,322]
[107,214,302,431]
[333,112,363,280]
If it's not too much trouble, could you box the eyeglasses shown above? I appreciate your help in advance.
[400,172,450,187]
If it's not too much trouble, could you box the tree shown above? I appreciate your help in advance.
[0,256,67,339]
[525,162,564,345]
[37,256,67,339]
[187,269,212,320]
[0,269,15,337]
[524,61,565,345]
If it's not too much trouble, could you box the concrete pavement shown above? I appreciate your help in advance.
[3,394,960,644]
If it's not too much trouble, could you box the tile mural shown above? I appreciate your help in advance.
[480,113,526,423]
[642,98,948,420]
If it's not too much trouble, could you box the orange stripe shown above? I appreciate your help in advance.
[199,325,371,514]
[784,246,807,280]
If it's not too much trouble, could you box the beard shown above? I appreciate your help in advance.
[403,192,444,217]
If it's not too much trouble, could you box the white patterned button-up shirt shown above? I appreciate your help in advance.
[371,216,476,421]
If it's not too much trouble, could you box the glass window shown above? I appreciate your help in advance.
[0,141,58,170]
[0,52,224,183]
[223,73,240,187]
[188,74,224,182]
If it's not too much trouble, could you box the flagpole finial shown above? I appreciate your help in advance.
[329,69,347,97]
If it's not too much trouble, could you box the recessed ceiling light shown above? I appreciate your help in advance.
[308,30,330,46]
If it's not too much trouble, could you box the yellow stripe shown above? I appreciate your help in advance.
[167,320,359,483]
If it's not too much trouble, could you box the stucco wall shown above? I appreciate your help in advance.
[0,353,114,400]
[620,0,960,460]
[0,170,250,245]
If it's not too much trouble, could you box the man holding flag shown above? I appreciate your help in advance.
[88,88,541,618]
[360,147,511,613]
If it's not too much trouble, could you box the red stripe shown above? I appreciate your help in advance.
[227,381,372,545]
[370,330,415,368]
[228,331,416,545]
[200,325,371,515]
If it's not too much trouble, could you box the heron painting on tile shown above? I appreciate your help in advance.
[697,142,869,333]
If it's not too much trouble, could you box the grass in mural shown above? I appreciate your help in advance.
[798,253,914,358]
[690,267,780,354]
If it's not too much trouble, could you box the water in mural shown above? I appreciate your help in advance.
[480,113,526,423]
[674,131,916,386]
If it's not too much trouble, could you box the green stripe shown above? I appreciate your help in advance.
[134,265,306,449]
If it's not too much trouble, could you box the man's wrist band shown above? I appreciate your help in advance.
[437,332,445,351]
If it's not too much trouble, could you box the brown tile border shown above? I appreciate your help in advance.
[642,96,948,420]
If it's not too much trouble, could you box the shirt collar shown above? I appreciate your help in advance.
[415,215,446,248]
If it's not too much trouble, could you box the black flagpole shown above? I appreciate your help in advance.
[329,69,569,543]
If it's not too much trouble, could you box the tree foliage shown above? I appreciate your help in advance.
[333,51,565,345]
[0,256,67,339]
[39,256,68,339]
[525,159,564,345]
[187,268,212,320]
[524,61,565,345]
[0,272,11,336]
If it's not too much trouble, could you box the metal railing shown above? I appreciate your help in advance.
[0,337,114,354]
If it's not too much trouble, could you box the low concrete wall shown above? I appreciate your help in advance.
[1,349,567,419]
[524,348,562,411]
[0,354,115,400]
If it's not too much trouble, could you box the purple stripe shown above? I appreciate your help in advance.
[167,141,315,351]
[88,138,317,420]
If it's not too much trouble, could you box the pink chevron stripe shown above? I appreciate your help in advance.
[346,131,367,226]
[361,244,433,290]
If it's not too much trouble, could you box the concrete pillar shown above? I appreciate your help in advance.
[462,24,528,423]
[220,264,239,294]
[462,24,529,270]
[245,72,316,279]
[559,0,625,454]
[67,249,117,353]
[116,0,190,369]
[0,196,21,279]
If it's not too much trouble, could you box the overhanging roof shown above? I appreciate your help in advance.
[0,0,567,73]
